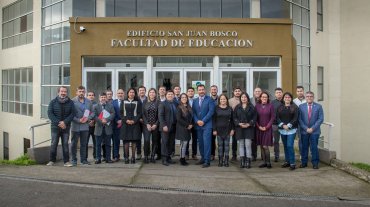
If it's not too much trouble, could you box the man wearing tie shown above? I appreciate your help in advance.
[112,89,125,162]
[298,91,324,169]
[192,84,215,168]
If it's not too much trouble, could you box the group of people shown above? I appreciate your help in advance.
[46,84,323,170]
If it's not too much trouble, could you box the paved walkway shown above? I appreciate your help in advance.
[1,155,370,202]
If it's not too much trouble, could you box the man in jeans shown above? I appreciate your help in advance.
[47,86,75,167]
[71,86,93,166]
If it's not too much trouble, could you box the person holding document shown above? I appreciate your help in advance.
[93,92,115,164]
[71,86,94,166]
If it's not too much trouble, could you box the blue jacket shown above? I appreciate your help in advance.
[298,102,324,135]
[192,95,215,129]
[47,96,75,129]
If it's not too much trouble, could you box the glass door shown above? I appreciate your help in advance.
[185,69,212,96]
[85,70,113,102]
[153,69,182,91]
[117,70,145,90]
[220,70,248,98]
[250,69,280,96]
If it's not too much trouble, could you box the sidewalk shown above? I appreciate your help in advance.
[1,154,370,201]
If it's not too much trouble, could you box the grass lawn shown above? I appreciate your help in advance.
[0,155,36,166]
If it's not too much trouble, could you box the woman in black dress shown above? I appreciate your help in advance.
[142,88,160,163]
[212,94,234,167]
[120,88,142,164]
[175,93,193,166]
[233,92,257,168]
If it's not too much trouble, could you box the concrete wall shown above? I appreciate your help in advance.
[340,0,370,163]
[0,0,50,160]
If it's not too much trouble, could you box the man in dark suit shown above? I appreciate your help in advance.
[298,91,324,169]
[158,90,177,166]
[112,89,125,162]
[93,92,115,164]
[192,84,215,168]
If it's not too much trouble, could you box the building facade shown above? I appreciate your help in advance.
[0,0,369,164]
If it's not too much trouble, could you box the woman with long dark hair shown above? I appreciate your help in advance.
[120,88,142,164]
[142,88,161,163]
[175,93,193,166]
[255,91,275,169]
[277,92,299,170]
[213,94,234,167]
[233,92,256,168]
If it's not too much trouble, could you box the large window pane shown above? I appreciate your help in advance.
[63,65,70,85]
[115,0,136,17]
[242,0,251,18]
[42,66,51,84]
[84,56,147,67]
[155,71,180,91]
[42,46,51,65]
[51,23,62,43]
[86,72,112,100]
[73,0,95,17]
[118,72,144,90]
[186,72,211,95]
[137,0,157,17]
[261,0,290,18]
[62,42,70,63]
[51,44,62,64]
[153,56,213,67]
[293,25,301,45]
[179,0,200,17]
[201,0,221,18]
[293,5,301,25]
[62,22,70,40]
[158,0,178,17]
[253,71,277,96]
[105,0,115,16]
[219,57,280,67]
[222,0,242,18]
[302,27,309,46]
[62,0,72,20]
[50,65,62,85]
[27,13,33,31]
[43,6,51,26]
[2,70,8,84]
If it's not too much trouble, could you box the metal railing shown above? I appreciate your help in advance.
[319,122,335,151]
[28,120,51,148]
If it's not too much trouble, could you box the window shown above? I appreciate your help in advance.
[261,0,290,18]
[317,66,324,101]
[2,68,33,116]
[2,0,33,49]
[3,132,9,160]
[317,0,323,31]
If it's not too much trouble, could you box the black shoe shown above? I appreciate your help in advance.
[192,155,198,160]
[281,162,290,168]
[240,156,245,168]
[136,154,142,160]
[156,155,162,160]
[224,156,229,167]
[252,157,257,162]
[162,159,169,166]
[144,156,149,164]
[202,163,210,168]
[150,155,156,163]
[290,165,296,170]
[102,158,106,162]
[245,158,251,169]
[259,163,267,168]
[196,160,205,165]
[106,160,113,163]
[274,157,279,162]
[180,158,188,166]
[313,165,319,169]
[167,158,176,164]
[231,155,237,161]
[131,158,136,164]
[299,164,307,168]
[95,160,101,164]
[218,156,223,167]
[267,163,272,169]
[124,158,129,164]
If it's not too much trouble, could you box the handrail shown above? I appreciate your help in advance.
[320,122,335,150]
[29,120,51,148]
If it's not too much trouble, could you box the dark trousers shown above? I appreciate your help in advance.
[186,128,198,156]
[96,130,112,161]
[50,128,70,163]
[161,129,176,159]
[71,130,89,163]
[143,128,159,157]
[112,126,121,159]
[211,134,216,157]
[87,126,96,159]
[252,139,257,159]
[137,124,144,155]
[232,136,237,157]
[273,125,281,158]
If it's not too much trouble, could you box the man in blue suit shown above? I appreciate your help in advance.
[192,84,215,168]
[112,89,125,162]
[298,91,324,169]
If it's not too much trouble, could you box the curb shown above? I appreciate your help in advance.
[330,159,370,184]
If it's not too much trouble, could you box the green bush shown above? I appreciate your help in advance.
[351,162,370,173]
[0,154,36,166]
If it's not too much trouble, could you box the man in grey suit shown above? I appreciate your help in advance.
[71,86,94,166]
[158,90,177,166]
[93,92,115,164]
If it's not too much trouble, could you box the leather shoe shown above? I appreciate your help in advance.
[299,164,307,168]
[106,160,113,163]
[162,160,169,166]
[202,163,210,168]
[259,163,267,168]
[167,158,176,164]
[196,160,205,165]
[281,162,290,168]
[192,155,198,160]
[289,165,296,170]
[266,163,272,169]
[95,160,101,164]
[313,165,319,169]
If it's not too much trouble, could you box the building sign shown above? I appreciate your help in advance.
[111,30,253,49]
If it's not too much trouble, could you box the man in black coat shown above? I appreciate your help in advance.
[46,86,75,167]
[158,90,177,166]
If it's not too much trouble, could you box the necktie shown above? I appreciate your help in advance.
[199,97,203,108]
[308,104,312,122]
